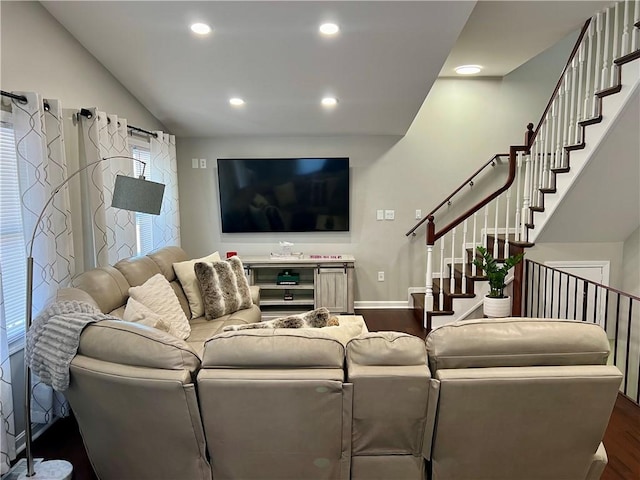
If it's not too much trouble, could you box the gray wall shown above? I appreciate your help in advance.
[1,0,166,442]
[176,31,579,305]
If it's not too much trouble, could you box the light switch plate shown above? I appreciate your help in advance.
[192,158,199,169]
[384,210,395,220]
[415,209,422,219]
[376,210,384,221]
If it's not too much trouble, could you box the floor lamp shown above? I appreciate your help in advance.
[19,155,164,479]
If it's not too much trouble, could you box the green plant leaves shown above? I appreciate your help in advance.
[472,245,524,298]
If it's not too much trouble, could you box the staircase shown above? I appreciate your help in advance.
[408,0,640,330]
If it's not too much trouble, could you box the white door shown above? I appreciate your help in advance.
[542,261,610,327]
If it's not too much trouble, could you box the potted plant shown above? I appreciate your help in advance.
[472,245,524,317]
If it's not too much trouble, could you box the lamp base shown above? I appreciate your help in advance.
[17,460,73,480]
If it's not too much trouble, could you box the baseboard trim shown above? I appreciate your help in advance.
[354,301,410,309]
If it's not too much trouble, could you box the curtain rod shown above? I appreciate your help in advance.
[79,108,158,138]
[0,92,158,139]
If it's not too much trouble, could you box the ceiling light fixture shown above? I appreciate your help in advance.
[190,23,211,35]
[229,98,245,106]
[321,97,338,107]
[455,65,483,75]
[319,23,340,35]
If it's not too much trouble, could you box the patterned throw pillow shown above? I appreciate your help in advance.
[128,274,191,339]
[173,251,221,318]
[194,256,253,320]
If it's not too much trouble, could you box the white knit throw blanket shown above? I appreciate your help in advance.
[25,300,115,391]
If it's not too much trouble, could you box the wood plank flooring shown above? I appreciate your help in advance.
[10,309,639,479]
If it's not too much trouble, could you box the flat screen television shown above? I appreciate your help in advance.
[217,157,350,233]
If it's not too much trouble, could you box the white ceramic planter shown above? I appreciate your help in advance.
[483,296,511,318]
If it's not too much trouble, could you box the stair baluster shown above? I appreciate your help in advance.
[472,212,478,275]
[514,152,523,242]
[439,237,445,311]
[584,20,596,119]
[450,227,456,293]
[611,3,621,86]
[594,12,604,116]
[462,219,468,294]
[493,197,499,258]
[603,7,612,88]
[632,0,639,51]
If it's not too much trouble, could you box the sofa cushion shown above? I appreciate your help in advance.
[347,332,427,366]
[114,255,162,288]
[202,329,344,368]
[128,273,191,340]
[147,246,188,282]
[173,251,221,319]
[71,266,129,314]
[195,256,252,320]
[78,320,200,372]
[426,317,611,372]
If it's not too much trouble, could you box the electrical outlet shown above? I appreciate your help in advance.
[415,209,422,219]
[376,210,384,221]
[199,158,207,169]
[377,271,385,282]
[384,209,395,220]
[192,158,199,169]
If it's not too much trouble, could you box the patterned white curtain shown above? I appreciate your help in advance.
[79,108,136,266]
[11,93,74,442]
[0,270,15,475]
[150,132,181,248]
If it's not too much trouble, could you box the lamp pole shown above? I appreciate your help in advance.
[20,156,151,479]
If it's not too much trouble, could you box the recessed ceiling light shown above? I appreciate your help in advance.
[321,97,338,107]
[229,98,245,106]
[319,23,339,35]
[455,65,483,75]
[190,23,211,35]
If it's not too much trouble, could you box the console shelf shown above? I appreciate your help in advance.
[242,255,355,317]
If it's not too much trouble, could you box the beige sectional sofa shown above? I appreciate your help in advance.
[56,247,622,480]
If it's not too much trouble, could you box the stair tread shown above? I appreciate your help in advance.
[565,143,585,151]
[539,188,556,194]
[614,49,640,66]
[579,116,602,127]
[596,84,622,98]
[427,310,455,316]
[551,167,570,173]
[510,240,535,248]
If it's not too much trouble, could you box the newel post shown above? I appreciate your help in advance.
[424,216,435,329]
[525,122,535,149]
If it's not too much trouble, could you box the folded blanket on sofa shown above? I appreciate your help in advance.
[26,300,117,391]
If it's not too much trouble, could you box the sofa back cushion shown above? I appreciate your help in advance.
[114,255,162,288]
[78,319,200,372]
[71,266,129,315]
[426,317,610,372]
[202,329,344,368]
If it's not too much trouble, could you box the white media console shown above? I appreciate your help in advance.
[241,255,355,318]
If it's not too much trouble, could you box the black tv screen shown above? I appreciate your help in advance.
[217,157,350,233]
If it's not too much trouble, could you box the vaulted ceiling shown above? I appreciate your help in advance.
[42,1,612,137]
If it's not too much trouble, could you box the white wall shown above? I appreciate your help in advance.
[177,31,577,304]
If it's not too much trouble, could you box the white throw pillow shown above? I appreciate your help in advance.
[128,274,191,340]
[123,297,171,333]
[173,251,221,318]
[319,323,363,346]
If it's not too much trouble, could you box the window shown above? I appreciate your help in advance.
[0,117,27,347]
[131,144,154,256]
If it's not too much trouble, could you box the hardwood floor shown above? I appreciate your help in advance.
[12,309,639,480]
